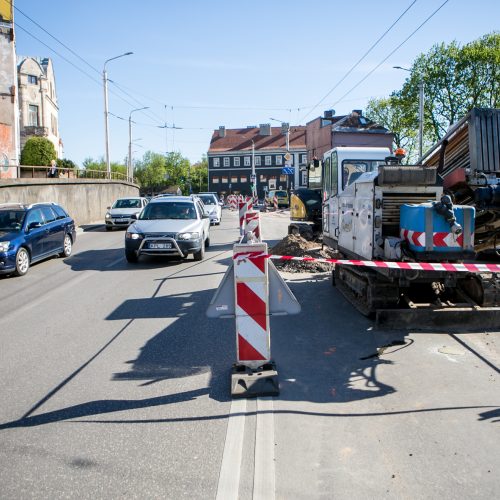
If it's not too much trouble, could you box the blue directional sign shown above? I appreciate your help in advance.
[282,167,294,175]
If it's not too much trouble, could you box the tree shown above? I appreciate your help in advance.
[56,158,76,170]
[366,95,418,162]
[134,151,168,191]
[81,157,127,179]
[20,137,56,166]
[190,156,208,192]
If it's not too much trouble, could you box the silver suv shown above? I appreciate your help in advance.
[105,197,149,230]
[124,196,210,263]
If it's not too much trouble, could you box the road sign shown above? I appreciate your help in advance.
[284,152,292,161]
[282,167,294,175]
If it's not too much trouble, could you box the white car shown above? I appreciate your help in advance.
[105,197,149,230]
[197,193,222,225]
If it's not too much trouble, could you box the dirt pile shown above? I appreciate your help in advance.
[270,234,337,273]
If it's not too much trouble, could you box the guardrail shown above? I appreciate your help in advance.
[0,165,133,183]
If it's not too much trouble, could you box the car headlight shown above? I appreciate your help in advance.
[177,232,199,240]
[105,213,111,219]
[0,241,10,252]
[125,231,144,240]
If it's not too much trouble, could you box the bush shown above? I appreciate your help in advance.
[20,137,57,166]
[57,158,76,169]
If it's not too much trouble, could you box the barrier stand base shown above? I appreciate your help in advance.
[231,361,279,398]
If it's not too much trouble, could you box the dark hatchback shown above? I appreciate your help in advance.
[0,202,76,277]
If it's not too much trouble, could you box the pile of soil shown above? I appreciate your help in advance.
[270,234,337,273]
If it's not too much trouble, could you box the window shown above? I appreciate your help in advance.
[244,156,251,166]
[28,75,38,85]
[231,176,238,183]
[240,175,247,183]
[40,206,56,223]
[28,105,39,126]
[255,156,261,166]
[276,155,283,165]
[221,176,228,183]
[25,208,44,227]
[51,115,57,135]
[265,156,271,166]
[212,177,219,183]
[301,154,308,164]
[223,157,230,167]
[213,157,220,168]
[233,157,240,167]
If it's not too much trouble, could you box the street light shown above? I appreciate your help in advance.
[270,117,291,189]
[128,107,149,181]
[103,51,133,179]
[393,66,424,159]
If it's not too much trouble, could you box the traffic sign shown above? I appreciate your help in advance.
[284,153,292,161]
[282,167,294,175]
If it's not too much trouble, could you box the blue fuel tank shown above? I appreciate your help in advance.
[400,203,475,258]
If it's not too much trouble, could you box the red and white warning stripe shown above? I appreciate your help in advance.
[244,210,261,241]
[233,252,500,273]
[234,244,270,367]
[401,228,474,248]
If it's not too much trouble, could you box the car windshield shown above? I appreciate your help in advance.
[276,191,287,197]
[113,199,141,209]
[0,209,25,231]
[140,202,197,220]
[198,195,216,205]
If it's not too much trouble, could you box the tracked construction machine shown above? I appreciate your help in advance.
[295,108,500,327]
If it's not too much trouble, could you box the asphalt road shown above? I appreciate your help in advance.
[0,208,498,499]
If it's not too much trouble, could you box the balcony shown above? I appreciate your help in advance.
[21,126,49,137]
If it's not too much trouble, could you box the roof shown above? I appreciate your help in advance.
[208,126,306,153]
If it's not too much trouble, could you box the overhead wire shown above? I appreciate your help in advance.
[330,0,450,109]
[299,0,418,122]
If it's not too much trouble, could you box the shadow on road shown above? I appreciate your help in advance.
[1,271,498,429]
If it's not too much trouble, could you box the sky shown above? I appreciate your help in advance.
[13,0,500,166]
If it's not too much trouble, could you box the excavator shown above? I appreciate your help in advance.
[290,108,500,328]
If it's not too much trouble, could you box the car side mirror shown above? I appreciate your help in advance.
[107,206,111,210]
[130,214,138,220]
[27,221,42,231]
[202,213,209,219]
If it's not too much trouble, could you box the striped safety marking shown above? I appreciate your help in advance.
[234,245,270,365]
[233,252,500,273]
[401,228,474,248]
[244,210,261,241]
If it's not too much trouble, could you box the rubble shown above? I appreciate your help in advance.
[270,234,337,273]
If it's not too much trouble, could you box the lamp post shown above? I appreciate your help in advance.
[393,66,424,159]
[128,107,149,181]
[270,117,291,189]
[103,51,133,179]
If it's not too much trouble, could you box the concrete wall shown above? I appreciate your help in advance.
[0,178,139,226]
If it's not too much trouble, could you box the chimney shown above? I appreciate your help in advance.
[259,123,271,136]
[218,126,226,138]
[324,109,335,119]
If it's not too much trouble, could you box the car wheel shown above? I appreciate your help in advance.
[14,247,30,276]
[106,225,113,231]
[205,234,210,248]
[125,249,139,263]
[60,234,72,257]
[193,242,205,261]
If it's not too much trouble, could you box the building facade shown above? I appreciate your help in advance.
[305,109,394,164]
[207,124,307,199]
[17,56,61,157]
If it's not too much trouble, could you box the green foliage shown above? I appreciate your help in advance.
[20,137,57,166]
[134,151,193,194]
[367,31,500,156]
[81,157,127,179]
[56,158,76,169]
[190,155,208,192]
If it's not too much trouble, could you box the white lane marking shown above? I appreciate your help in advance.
[253,397,275,500]
[216,398,247,500]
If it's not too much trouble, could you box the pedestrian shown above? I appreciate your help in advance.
[47,159,58,178]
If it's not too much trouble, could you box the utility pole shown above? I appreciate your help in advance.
[103,52,133,179]
[418,79,424,159]
[128,107,148,181]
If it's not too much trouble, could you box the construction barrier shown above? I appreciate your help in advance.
[232,251,500,273]
[227,195,237,210]
[244,210,261,242]
[238,199,253,235]
[273,195,278,210]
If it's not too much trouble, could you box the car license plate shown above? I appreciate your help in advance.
[149,242,172,249]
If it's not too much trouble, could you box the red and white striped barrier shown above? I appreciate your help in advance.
[234,243,270,367]
[238,199,253,235]
[401,228,474,248]
[233,252,500,273]
[227,195,237,210]
[244,210,261,242]
[273,195,278,210]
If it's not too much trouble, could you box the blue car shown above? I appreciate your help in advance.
[0,202,76,277]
